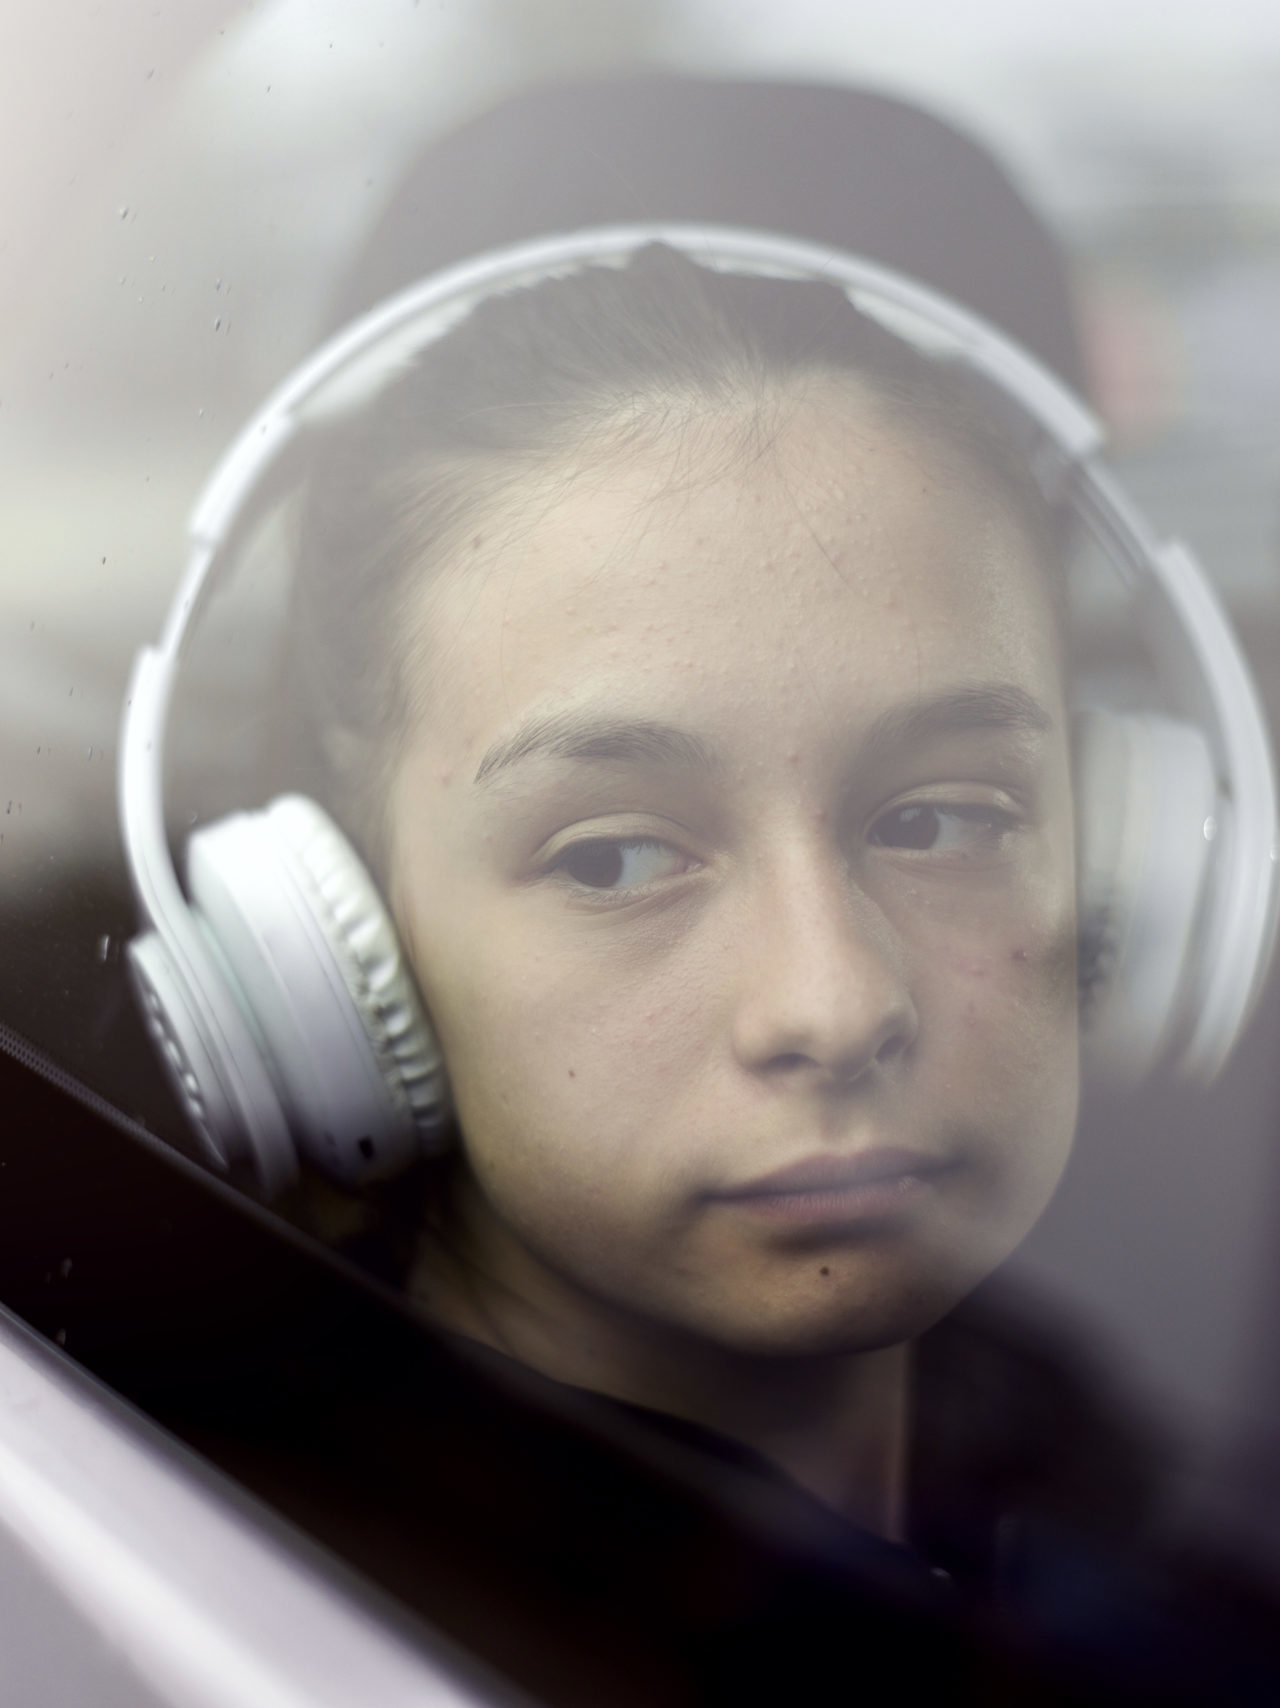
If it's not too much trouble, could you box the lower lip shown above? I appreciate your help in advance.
[718,1171,942,1225]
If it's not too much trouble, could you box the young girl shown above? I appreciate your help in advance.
[119,102,1278,1703]
[284,242,1080,1546]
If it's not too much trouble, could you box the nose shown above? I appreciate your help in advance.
[729,847,918,1086]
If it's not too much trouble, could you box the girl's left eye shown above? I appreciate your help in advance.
[552,837,692,891]
[869,801,1015,856]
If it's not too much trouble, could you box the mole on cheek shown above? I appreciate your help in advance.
[819,1266,830,1278]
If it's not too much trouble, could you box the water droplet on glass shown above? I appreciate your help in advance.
[86,746,94,760]
[97,935,111,963]
[213,316,222,332]
[58,1257,73,1279]
[1203,815,1217,843]
[118,205,129,220]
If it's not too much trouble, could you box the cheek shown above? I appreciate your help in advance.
[883,816,1078,1042]
[939,915,1077,1049]
[415,910,718,1202]
[896,877,1079,1184]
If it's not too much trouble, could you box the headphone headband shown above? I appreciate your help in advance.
[188,223,1105,553]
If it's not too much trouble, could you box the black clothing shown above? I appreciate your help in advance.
[165,1288,1280,1707]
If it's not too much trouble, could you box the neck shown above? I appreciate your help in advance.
[612,1329,913,1541]
[410,1213,913,1542]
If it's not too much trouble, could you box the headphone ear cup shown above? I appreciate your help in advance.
[1074,709,1217,1081]
[125,924,298,1196]
[185,795,451,1189]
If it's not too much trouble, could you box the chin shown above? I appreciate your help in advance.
[689,1270,976,1362]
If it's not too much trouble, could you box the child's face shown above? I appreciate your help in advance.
[388,387,1078,1358]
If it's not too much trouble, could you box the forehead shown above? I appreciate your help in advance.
[410,388,1063,759]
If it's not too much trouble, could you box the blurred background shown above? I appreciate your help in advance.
[2,0,1279,1583]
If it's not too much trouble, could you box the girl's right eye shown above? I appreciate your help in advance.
[552,837,693,892]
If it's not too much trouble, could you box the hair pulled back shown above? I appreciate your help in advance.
[284,244,1057,868]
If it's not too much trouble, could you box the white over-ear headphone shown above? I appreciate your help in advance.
[118,223,1280,1199]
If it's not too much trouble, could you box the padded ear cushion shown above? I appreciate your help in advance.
[186,795,450,1189]
[266,794,452,1142]
[1074,709,1217,1081]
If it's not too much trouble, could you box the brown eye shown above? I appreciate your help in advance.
[872,804,942,850]
[559,841,627,888]
[554,838,690,891]
[869,802,1016,857]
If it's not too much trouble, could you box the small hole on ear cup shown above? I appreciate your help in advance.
[357,1136,376,1160]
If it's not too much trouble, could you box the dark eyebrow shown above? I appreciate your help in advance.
[861,684,1053,761]
[472,683,1051,789]
[474,712,717,787]
[854,686,1052,775]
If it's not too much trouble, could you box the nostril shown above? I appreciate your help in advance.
[875,1032,907,1067]
[773,1052,809,1072]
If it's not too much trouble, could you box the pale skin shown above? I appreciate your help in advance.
[387,381,1080,1539]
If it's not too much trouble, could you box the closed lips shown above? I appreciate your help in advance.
[715,1148,953,1200]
